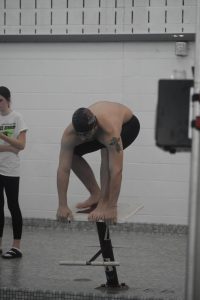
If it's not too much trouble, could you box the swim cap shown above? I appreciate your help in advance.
[72,107,96,133]
[0,86,11,101]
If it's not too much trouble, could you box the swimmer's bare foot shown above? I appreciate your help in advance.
[76,195,100,209]
[76,204,97,214]
[88,201,117,223]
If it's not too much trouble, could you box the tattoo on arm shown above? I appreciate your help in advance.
[109,137,122,152]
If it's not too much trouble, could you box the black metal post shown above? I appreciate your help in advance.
[96,221,120,287]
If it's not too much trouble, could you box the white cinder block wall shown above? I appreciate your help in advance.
[0,41,194,224]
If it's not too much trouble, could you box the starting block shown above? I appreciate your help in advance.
[59,202,143,289]
[69,202,144,223]
[59,261,120,266]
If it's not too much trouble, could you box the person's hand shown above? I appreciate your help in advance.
[56,205,73,223]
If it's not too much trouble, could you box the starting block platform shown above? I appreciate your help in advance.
[59,202,143,289]
[70,202,144,223]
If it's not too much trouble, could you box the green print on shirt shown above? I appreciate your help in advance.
[0,123,16,138]
[2,128,14,137]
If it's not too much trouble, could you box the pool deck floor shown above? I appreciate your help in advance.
[0,221,187,300]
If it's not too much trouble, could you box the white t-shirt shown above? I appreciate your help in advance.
[0,111,28,177]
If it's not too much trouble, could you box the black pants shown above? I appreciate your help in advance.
[0,174,22,240]
[74,115,140,156]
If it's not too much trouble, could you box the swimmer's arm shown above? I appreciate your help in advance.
[106,136,123,206]
[57,139,74,207]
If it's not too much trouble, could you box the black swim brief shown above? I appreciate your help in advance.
[74,115,140,156]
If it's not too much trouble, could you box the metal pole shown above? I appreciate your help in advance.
[96,222,120,287]
[185,0,200,299]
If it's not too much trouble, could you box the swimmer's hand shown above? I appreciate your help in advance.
[56,205,73,223]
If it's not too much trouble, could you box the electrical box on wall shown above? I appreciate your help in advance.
[155,79,193,153]
[175,42,188,56]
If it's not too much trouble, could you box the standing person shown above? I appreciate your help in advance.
[0,86,28,259]
[57,101,140,223]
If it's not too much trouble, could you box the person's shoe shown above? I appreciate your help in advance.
[2,247,22,259]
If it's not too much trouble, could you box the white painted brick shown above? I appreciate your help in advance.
[167,0,182,6]
[122,95,157,114]
[115,25,124,33]
[121,179,188,198]
[21,177,57,195]
[184,0,196,5]
[118,0,132,7]
[3,26,20,34]
[0,75,122,94]
[21,0,35,9]
[132,7,148,24]
[129,197,188,223]
[36,10,51,25]
[135,129,156,146]
[84,9,99,25]
[52,10,67,25]
[100,8,115,25]
[0,11,4,25]
[19,194,57,212]
[150,0,165,6]
[123,25,133,33]
[21,110,72,127]
[5,10,19,25]
[132,24,148,33]
[123,77,157,94]
[20,27,36,35]
[116,8,124,25]
[183,23,195,33]
[21,10,35,26]
[166,7,182,23]
[125,146,190,164]
[101,0,115,8]
[183,7,196,24]
[134,0,149,7]
[165,23,183,33]
[37,0,51,9]
[0,43,123,59]
[52,0,67,9]
[35,25,52,35]
[68,9,83,25]
[22,143,60,161]
[6,0,19,9]
[34,26,52,34]
[83,25,99,34]
[85,0,99,8]
[124,7,132,25]
[13,92,122,110]
[124,42,176,58]
[68,0,83,8]
[21,160,57,177]
[0,0,4,9]
[139,197,188,217]
[149,7,165,24]
[123,162,190,182]
[99,25,116,34]
[51,26,67,34]
[26,126,63,144]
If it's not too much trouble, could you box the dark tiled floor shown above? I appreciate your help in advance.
[0,223,187,300]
